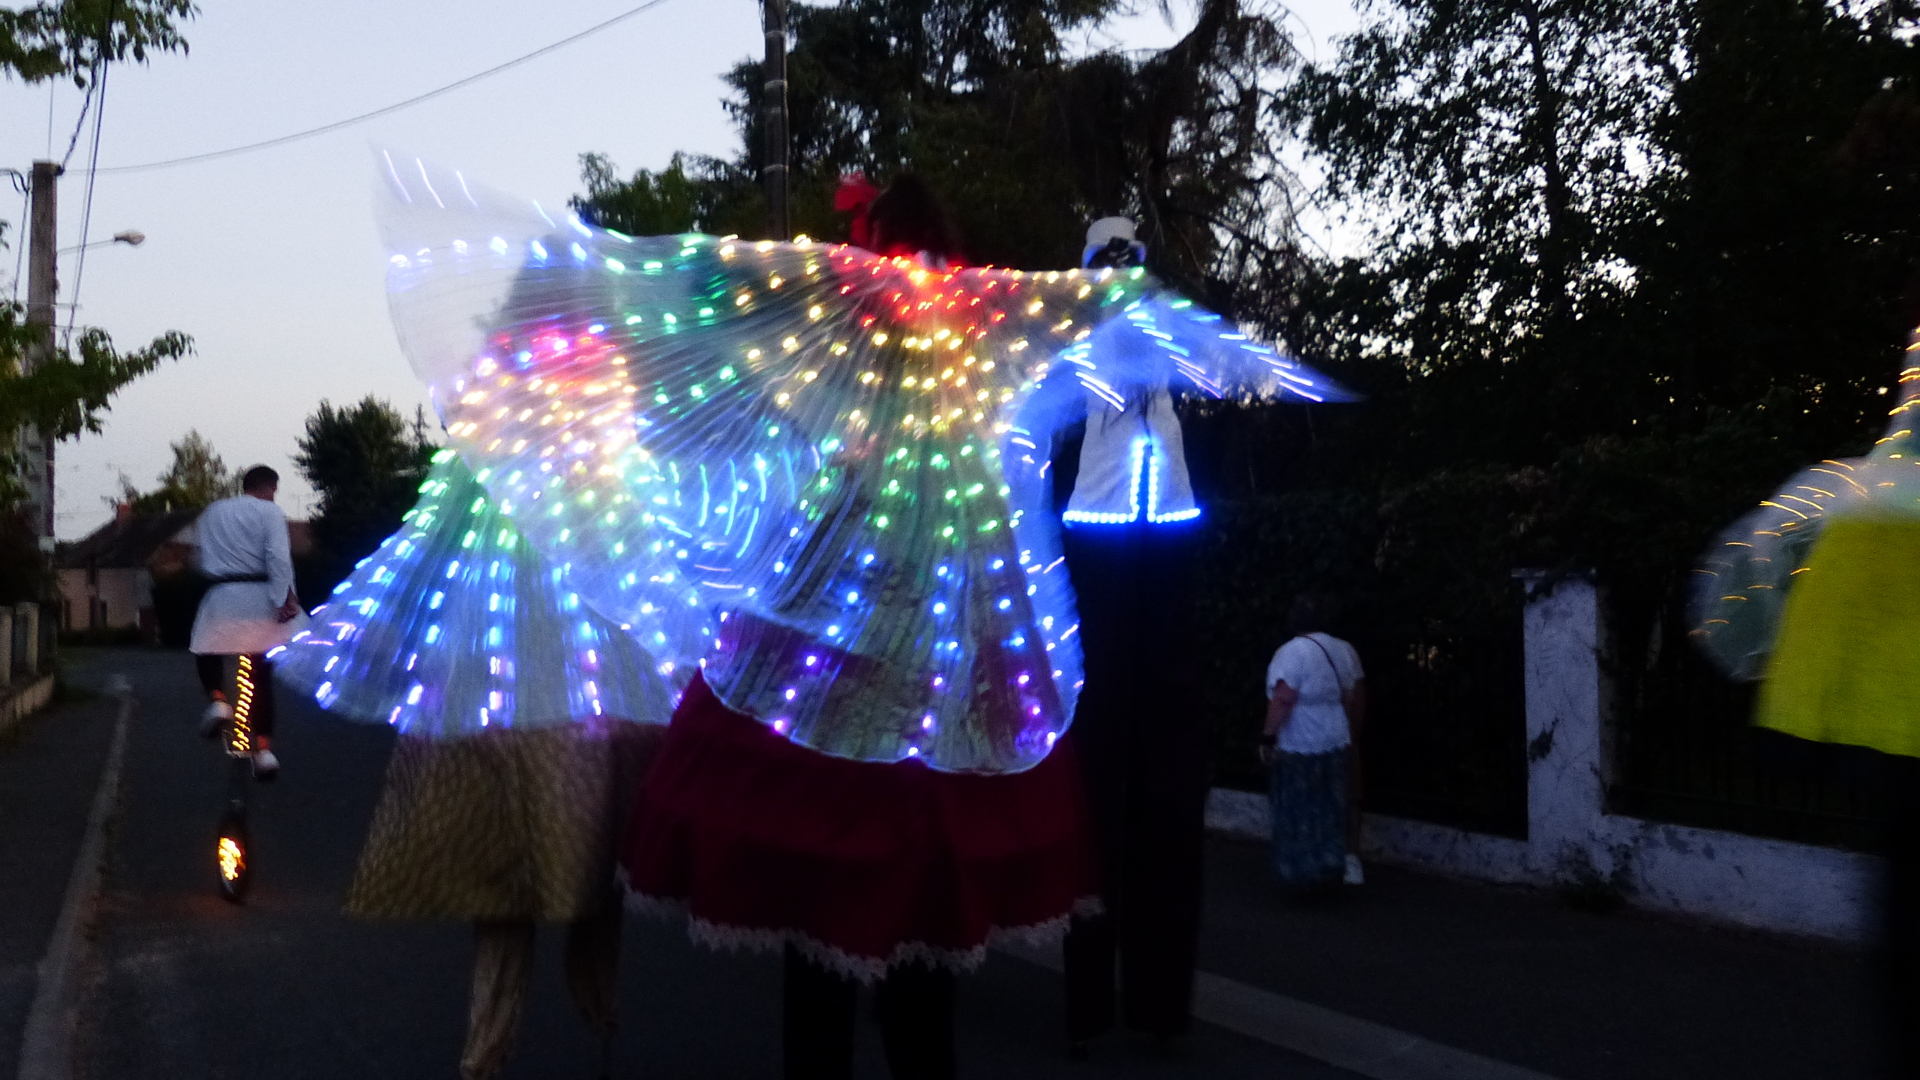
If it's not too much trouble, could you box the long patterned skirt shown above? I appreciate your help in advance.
[1268,748,1349,888]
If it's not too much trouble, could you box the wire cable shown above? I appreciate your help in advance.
[91,0,679,175]
[8,179,28,302]
[65,57,111,342]
[61,73,100,169]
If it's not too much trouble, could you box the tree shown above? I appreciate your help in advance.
[576,152,711,239]
[114,428,235,512]
[1,0,197,86]
[0,0,199,514]
[573,0,1308,322]
[292,397,436,600]
[0,304,193,510]
[1282,0,1683,463]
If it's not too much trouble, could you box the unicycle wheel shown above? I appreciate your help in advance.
[216,803,251,903]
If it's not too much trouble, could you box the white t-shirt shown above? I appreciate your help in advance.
[1265,632,1364,755]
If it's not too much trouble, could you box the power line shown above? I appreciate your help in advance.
[66,56,111,342]
[8,173,28,302]
[61,74,100,170]
[91,0,680,175]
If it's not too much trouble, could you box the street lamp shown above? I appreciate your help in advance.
[57,230,144,254]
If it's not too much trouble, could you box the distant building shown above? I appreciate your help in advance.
[55,504,313,641]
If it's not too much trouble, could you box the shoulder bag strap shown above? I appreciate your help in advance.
[1302,634,1348,719]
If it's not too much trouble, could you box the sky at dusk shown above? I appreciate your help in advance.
[0,0,1358,537]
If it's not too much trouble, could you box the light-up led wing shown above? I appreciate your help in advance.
[1692,343,1920,679]
[271,450,674,737]
[1690,461,1870,680]
[377,156,1347,772]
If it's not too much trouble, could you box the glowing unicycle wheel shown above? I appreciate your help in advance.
[214,655,261,903]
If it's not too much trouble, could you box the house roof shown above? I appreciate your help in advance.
[57,510,201,569]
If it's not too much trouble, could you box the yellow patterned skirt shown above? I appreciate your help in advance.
[346,723,663,922]
[1756,516,1920,759]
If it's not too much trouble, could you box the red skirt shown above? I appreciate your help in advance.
[622,673,1098,981]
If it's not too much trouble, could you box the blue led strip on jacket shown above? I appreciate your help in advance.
[1063,436,1201,526]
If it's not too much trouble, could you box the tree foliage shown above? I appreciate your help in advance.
[0,301,192,509]
[573,0,1308,321]
[115,428,235,513]
[292,397,436,601]
[1224,0,1920,746]
[0,0,196,86]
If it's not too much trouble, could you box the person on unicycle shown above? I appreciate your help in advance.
[189,465,307,779]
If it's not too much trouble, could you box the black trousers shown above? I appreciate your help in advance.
[194,653,276,738]
[1755,731,1920,1078]
[782,946,955,1080]
[1883,757,1920,1079]
[1060,521,1210,1041]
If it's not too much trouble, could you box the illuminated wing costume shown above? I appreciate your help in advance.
[1692,333,1920,756]
[281,156,1349,773]
[271,450,675,737]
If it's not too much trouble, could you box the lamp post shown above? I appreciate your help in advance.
[58,230,145,255]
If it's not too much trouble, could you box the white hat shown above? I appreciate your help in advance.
[1082,217,1143,268]
[1085,217,1137,248]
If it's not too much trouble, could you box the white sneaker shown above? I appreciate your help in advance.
[251,749,280,780]
[199,700,232,739]
[1344,854,1365,885]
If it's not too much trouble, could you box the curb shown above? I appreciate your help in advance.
[999,938,1562,1080]
[0,676,58,741]
[16,676,134,1080]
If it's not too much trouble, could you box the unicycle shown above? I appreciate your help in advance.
[214,654,263,903]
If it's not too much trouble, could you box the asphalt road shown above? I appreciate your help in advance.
[70,648,1360,1080]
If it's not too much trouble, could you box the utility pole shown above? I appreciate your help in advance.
[762,0,791,241]
[23,160,60,548]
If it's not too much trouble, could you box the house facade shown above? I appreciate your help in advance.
[56,505,313,641]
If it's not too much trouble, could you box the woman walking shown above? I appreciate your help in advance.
[622,176,1099,1080]
[1261,595,1367,891]
[274,453,673,1080]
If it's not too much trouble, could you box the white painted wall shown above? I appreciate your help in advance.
[1208,576,1881,943]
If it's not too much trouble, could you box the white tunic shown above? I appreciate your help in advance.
[1265,633,1364,755]
[1063,385,1198,525]
[188,494,310,655]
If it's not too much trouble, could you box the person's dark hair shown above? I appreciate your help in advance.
[865,174,961,262]
[1286,593,1339,637]
[241,465,279,493]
